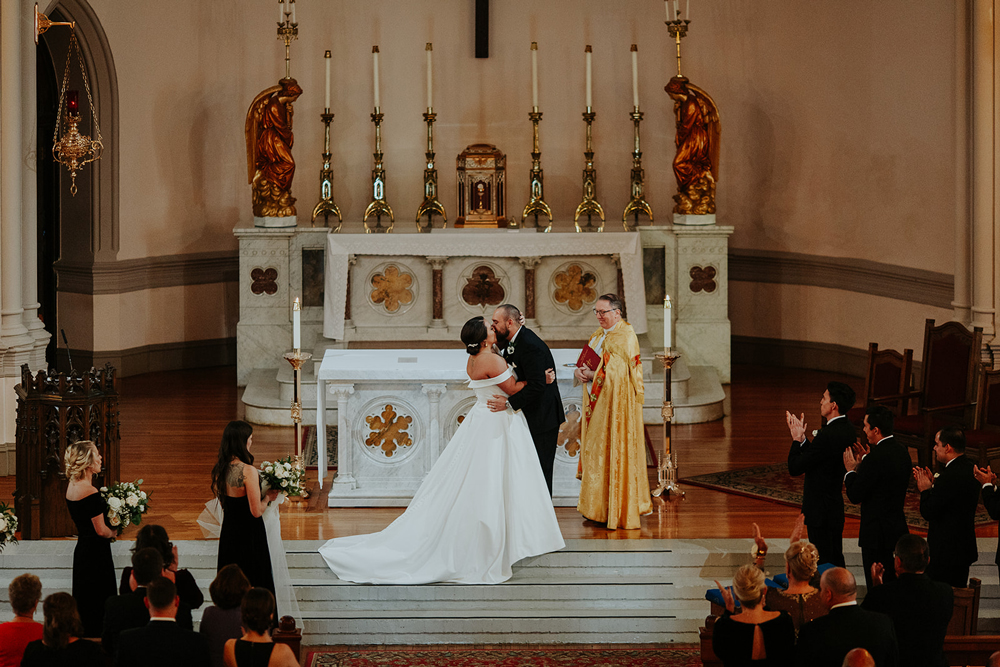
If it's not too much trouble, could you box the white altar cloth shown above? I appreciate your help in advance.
[323,230,648,340]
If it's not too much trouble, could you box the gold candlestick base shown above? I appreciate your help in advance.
[623,108,653,231]
[312,110,343,231]
[574,109,605,232]
[652,351,684,498]
[283,349,313,500]
[364,109,394,233]
[416,111,447,232]
[521,110,553,232]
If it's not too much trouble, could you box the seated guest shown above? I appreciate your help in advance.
[201,564,252,667]
[20,592,103,667]
[711,564,796,667]
[860,534,952,667]
[842,648,876,667]
[795,568,898,667]
[116,576,210,667]
[120,524,204,611]
[223,588,298,667]
[102,547,164,655]
[0,573,43,667]
[989,651,1000,667]
[767,540,826,632]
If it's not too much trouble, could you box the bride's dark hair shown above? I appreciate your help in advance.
[211,420,254,501]
[461,316,488,355]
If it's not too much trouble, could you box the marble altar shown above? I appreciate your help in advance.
[317,348,587,507]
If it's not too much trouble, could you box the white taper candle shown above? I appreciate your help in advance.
[293,297,302,350]
[531,42,539,109]
[291,0,296,24]
[279,0,284,24]
[585,45,592,109]
[373,45,380,110]
[664,295,672,350]
[426,43,433,110]
[630,44,639,109]
[324,50,331,110]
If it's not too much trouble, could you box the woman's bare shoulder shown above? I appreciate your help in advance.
[468,352,507,380]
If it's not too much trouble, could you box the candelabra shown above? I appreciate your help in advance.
[666,16,690,76]
[651,351,684,498]
[277,1,298,80]
[415,109,447,232]
[283,337,311,500]
[574,109,605,232]
[623,107,653,230]
[363,108,394,233]
[311,104,342,231]
[521,109,553,232]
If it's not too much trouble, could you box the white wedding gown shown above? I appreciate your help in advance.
[318,368,565,584]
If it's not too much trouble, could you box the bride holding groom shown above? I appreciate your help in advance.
[318,304,566,585]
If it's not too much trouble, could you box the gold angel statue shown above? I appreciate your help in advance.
[245,78,303,218]
[666,76,720,216]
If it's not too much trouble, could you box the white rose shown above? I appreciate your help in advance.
[126,494,138,507]
[109,514,120,526]
[0,517,7,532]
[108,497,122,510]
[139,491,146,499]
[100,487,108,493]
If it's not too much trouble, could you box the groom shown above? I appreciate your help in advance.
[487,304,565,494]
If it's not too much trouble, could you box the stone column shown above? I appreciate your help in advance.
[953,0,972,326]
[612,254,625,311]
[971,0,995,335]
[518,256,541,326]
[344,254,357,326]
[330,384,356,491]
[426,257,448,328]
[421,384,446,462]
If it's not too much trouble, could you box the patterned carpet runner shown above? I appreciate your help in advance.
[306,645,701,666]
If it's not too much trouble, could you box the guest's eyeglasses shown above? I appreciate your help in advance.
[593,308,618,316]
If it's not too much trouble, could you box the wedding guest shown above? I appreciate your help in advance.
[712,564,796,667]
[64,439,117,637]
[20,592,103,667]
[116,577,210,667]
[766,538,826,631]
[0,573,43,667]
[103,547,164,655]
[201,564,252,667]
[223,588,298,667]
[119,524,204,612]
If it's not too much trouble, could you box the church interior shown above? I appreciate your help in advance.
[0,0,996,662]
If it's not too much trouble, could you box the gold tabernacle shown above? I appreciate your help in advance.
[455,144,507,228]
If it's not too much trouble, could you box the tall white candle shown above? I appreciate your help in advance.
[291,0,296,24]
[663,295,672,350]
[293,297,302,350]
[674,0,679,18]
[630,44,639,109]
[687,0,691,19]
[531,42,539,109]
[426,43,433,110]
[279,0,284,24]
[372,45,380,110]
[585,45,592,109]
[324,50,331,110]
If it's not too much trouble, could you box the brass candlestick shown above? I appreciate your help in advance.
[623,107,653,230]
[574,108,605,232]
[311,107,342,231]
[416,109,447,232]
[277,1,299,80]
[652,351,684,498]
[666,17,690,77]
[363,108,394,233]
[282,348,312,499]
[521,109,553,232]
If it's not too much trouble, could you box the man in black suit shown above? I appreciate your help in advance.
[103,547,164,655]
[974,462,1000,584]
[844,405,912,589]
[795,567,898,667]
[116,576,209,667]
[787,381,857,567]
[488,304,565,494]
[861,534,953,667]
[914,426,980,587]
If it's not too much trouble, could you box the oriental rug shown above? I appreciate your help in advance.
[681,462,995,530]
[306,644,701,667]
[302,425,338,470]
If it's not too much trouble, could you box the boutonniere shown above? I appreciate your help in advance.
[933,472,940,479]
[506,341,516,356]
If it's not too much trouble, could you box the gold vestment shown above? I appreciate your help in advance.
[577,321,651,529]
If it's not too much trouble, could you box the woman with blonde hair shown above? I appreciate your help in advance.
[712,564,795,666]
[748,516,827,631]
[64,439,116,637]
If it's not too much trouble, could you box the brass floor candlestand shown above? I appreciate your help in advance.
[363,107,394,233]
[667,17,690,76]
[521,109,553,232]
[277,2,298,79]
[574,108,605,232]
[623,106,653,231]
[283,348,312,501]
[415,108,446,232]
[652,351,684,498]
[311,104,342,231]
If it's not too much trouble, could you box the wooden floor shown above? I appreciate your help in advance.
[3,364,996,543]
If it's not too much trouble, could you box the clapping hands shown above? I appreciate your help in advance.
[913,466,934,492]
[713,579,736,614]
[974,465,997,486]
[789,514,806,544]
[843,440,869,472]
[785,411,807,442]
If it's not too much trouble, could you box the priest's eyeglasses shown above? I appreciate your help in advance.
[593,307,618,315]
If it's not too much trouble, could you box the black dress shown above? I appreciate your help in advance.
[66,493,116,638]
[217,494,275,596]
[20,638,104,667]
[712,610,796,667]
[234,639,275,667]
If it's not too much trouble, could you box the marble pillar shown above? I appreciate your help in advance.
[971,0,994,335]
[421,384,446,460]
[331,384,356,489]
[519,256,541,325]
[345,254,356,326]
[426,256,448,328]
[953,0,972,326]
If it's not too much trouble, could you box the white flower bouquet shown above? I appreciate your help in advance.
[100,479,150,536]
[0,501,18,552]
[259,456,305,498]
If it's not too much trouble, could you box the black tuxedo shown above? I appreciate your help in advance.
[795,604,898,667]
[980,483,1000,582]
[500,326,565,493]
[116,619,210,667]
[102,587,194,656]
[844,436,912,588]
[788,414,855,567]
[920,454,980,587]
[861,572,953,667]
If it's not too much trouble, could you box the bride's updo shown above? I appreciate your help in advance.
[461,316,488,355]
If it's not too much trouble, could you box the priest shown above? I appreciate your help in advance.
[575,293,651,529]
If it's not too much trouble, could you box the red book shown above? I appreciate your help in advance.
[576,345,601,371]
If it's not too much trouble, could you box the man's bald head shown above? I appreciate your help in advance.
[988,650,1000,667]
[820,567,857,607]
[842,648,875,667]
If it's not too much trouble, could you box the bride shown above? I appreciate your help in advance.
[318,316,565,584]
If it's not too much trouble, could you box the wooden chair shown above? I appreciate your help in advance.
[947,578,981,636]
[847,343,914,430]
[943,635,1000,667]
[892,319,983,467]
[965,368,1000,469]
[699,615,722,667]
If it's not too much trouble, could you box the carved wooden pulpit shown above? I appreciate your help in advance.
[455,144,507,228]
[14,364,121,539]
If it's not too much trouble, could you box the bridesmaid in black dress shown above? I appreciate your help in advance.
[64,440,116,638]
[211,421,278,596]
